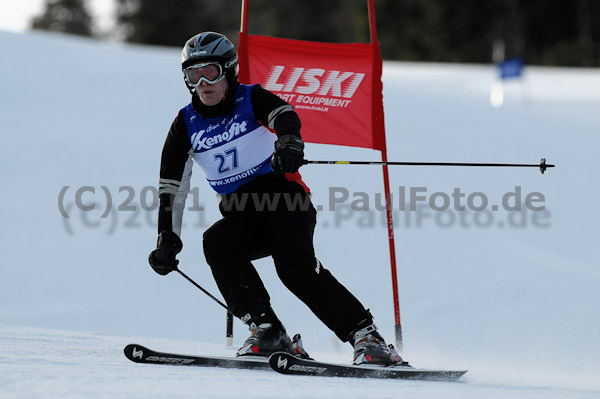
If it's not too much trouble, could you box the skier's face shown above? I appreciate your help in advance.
[195,78,229,107]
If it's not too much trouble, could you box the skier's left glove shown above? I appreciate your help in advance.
[148,231,183,276]
[271,135,305,175]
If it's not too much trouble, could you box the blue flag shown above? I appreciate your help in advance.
[499,58,524,79]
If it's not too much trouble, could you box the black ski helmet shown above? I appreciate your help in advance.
[181,32,238,92]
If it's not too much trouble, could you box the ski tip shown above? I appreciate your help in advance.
[123,343,149,362]
[442,370,468,381]
[454,370,469,380]
[430,369,468,381]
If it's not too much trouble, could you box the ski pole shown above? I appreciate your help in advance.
[175,268,235,346]
[226,311,234,346]
[303,157,555,174]
[175,268,229,310]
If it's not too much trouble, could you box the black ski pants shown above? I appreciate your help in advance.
[202,198,371,342]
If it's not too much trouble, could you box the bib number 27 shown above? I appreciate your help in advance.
[214,147,239,174]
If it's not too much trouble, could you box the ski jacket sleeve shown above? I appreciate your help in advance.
[250,85,302,139]
[158,110,193,236]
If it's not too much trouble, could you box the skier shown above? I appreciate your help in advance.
[148,31,405,366]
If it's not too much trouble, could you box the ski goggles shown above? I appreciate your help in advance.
[183,62,225,86]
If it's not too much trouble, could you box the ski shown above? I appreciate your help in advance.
[124,344,467,381]
[268,351,467,381]
[123,344,271,371]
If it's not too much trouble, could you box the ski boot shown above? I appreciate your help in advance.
[292,333,312,359]
[350,322,408,366]
[236,308,294,357]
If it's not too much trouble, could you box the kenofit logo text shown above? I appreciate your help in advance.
[190,121,248,151]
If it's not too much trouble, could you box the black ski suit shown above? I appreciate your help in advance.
[157,81,372,341]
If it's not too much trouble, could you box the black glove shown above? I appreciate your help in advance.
[271,135,305,175]
[148,231,183,276]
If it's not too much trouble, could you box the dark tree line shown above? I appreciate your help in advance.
[31,0,94,37]
[30,0,600,67]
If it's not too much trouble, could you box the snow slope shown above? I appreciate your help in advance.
[1,29,599,397]
[2,324,599,399]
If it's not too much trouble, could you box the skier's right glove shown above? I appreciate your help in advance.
[148,231,183,276]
